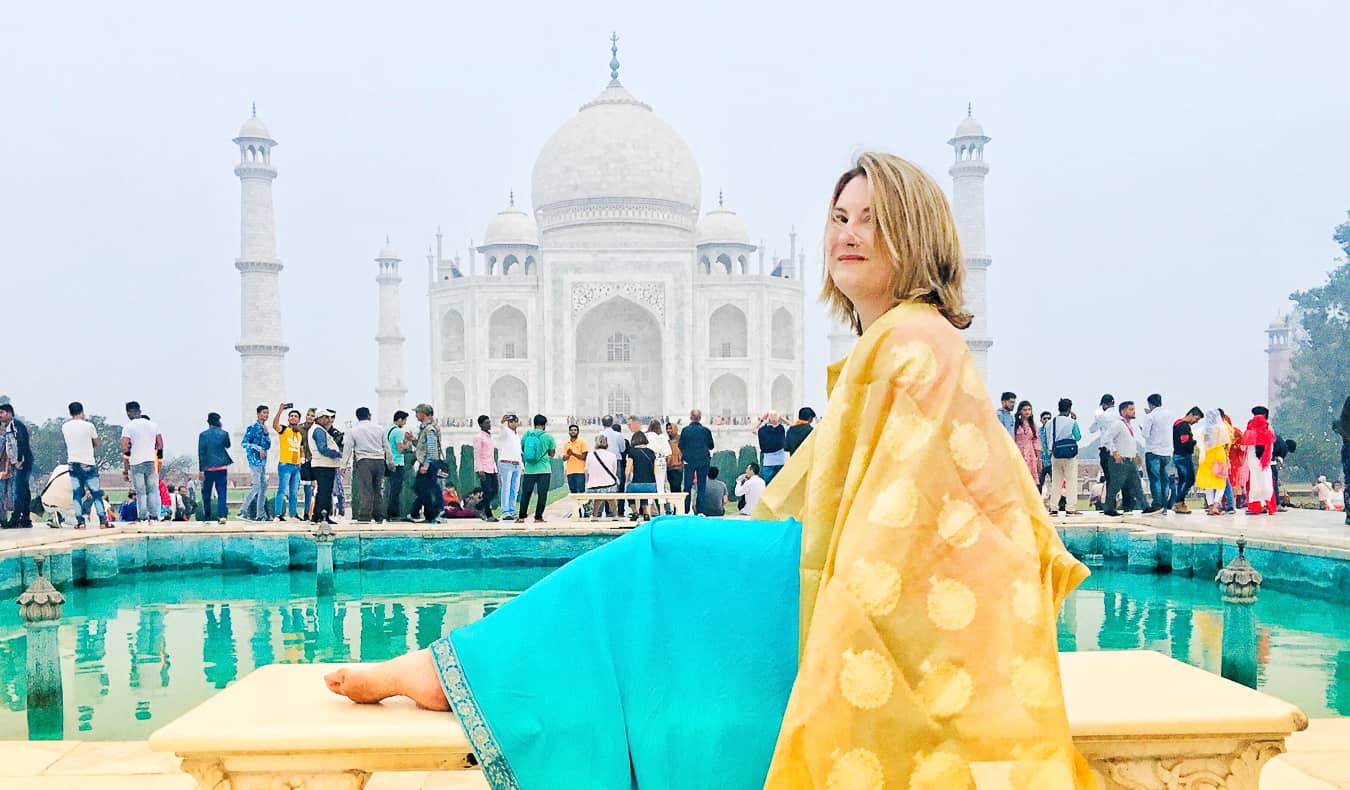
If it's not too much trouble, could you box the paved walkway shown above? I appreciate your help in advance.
[1051,506,1350,553]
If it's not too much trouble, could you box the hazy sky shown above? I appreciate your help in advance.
[3,2,1347,454]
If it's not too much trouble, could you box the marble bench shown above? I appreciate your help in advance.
[149,650,1308,790]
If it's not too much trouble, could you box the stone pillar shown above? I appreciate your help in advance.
[948,108,993,384]
[1216,537,1262,689]
[18,556,65,740]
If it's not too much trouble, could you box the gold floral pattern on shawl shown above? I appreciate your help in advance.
[754,302,1093,789]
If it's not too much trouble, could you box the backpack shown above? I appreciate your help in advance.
[522,430,545,465]
[384,426,398,472]
[1050,416,1079,459]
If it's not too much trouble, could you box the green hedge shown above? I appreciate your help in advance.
[737,445,759,475]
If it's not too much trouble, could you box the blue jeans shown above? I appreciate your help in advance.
[129,461,159,522]
[1172,454,1196,504]
[497,462,522,517]
[683,464,709,515]
[277,462,301,517]
[202,469,228,519]
[761,465,783,484]
[241,464,268,520]
[1145,452,1173,509]
[70,462,107,525]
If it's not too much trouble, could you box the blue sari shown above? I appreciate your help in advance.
[431,516,800,790]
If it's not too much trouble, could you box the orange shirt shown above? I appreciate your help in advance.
[563,438,588,475]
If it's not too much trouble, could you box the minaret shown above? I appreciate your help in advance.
[949,103,993,383]
[1265,313,1296,413]
[375,238,407,421]
[233,104,288,430]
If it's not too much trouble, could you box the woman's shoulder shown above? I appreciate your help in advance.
[854,303,973,387]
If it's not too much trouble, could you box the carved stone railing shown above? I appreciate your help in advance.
[151,650,1307,790]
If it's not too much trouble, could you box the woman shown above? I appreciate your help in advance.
[1194,409,1231,516]
[1242,413,1277,515]
[625,430,658,522]
[1013,399,1042,482]
[1223,410,1246,511]
[664,422,683,494]
[645,418,672,497]
[326,153,1092,789]
[1334,396,1350,524]
[298,408,317,519]
[583,434,619,519]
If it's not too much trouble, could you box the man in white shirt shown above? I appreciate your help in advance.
[120,401,163,522]
[1087,394,1119,503]
[342,407,388,523]
[495,414,523,520]
[63,401,109,528]
[1102,400,1158,516]
[1140,393,1175,512]
[734,462,767,516]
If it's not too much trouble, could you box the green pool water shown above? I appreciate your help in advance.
[1,565,1347,740]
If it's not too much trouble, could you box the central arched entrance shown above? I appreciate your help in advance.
[574,296,663,418]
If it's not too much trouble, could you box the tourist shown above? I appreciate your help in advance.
[677,409,714,514]
[239,404,272,521]
[120,401,162,523]
[755,412,788,483]
[1141,394,1175,511]
[1037,410,1053,494]
[440,485,478,519]
[271,404,305,520]
[0,404,33,529]
[324,152,1089,787]
[624,430,657,522]
[1088,393,1118,504]
[1331,481,1346,512]
[1222,409,1245,512]
[584,434,619,518]
[308,409,342,524]
[157,476,173,520]
[173,486,192,521]
[1242,411,1277,515]
[118,492,138,523]
[299,408,317,519]
[785,407,816,455]
[1012,400,1041,482]
[1315,475,1333,508]
[472,414,499,522]
[663,422,683,494]
[197,412,231,523]
[408,404,443,524]
[699,465,728,517]
[733,462,766,516]
[995,391,1017,438]
[495,414,523,521]
[385,410,412,521]
[102,493,116,523]
[1103,400,1156,516]
[1335,397,1350,524]
[62,401,110,529]
[600,416,628,516]
[644,419,671,497]
[1171,407,1204,514]
[563,424,589,504]
[517,414,556,525]
[1045,398,1081,515]
[343,407,386,523]
[1195,409,1231,516]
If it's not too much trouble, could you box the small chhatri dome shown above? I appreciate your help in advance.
[953,103,985,138]
[483,198,540,246]
[237,102,273,140]
[377,236,399,260]
[696,194,751,246]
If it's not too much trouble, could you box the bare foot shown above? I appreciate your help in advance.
[324,650,450,711]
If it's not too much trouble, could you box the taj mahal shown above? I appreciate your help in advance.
[228,37,995,434]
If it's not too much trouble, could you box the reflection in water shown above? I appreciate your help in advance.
[0,564,1347,740]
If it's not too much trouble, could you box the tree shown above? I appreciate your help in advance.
[1277,212,1350,480]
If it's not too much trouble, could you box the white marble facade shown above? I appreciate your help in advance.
[428,58,804,424]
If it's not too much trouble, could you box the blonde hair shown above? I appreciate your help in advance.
[821,152,972,332]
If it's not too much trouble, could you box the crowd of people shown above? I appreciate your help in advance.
[995,390,1321,520]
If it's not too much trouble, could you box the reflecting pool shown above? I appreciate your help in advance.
[1,565,1346,740]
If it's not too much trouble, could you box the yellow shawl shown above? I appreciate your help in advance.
[755,303,1093,789]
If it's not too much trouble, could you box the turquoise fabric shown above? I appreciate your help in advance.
[431,516,801,790]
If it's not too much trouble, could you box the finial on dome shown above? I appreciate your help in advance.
[718,189,723,208]
[967,101,972,117]
[252,101,257,118]
[385,235,390,244]
[509,189,515,207]
[609,32,621,84]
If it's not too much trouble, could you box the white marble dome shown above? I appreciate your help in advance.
[482,205,539,246]
[696,207,751,246]
[531,82,701,214]
[377,239,399,260]
[954,114,985,138]
[237,116,273,140]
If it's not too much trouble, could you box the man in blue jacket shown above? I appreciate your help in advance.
[0,404,34,529]
[677,409,715,515]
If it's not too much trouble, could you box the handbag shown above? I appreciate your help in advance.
[1050,417,1079,459]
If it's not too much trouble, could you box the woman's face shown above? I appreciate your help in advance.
[1019,404,1033,419]
[827,175,892,311]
